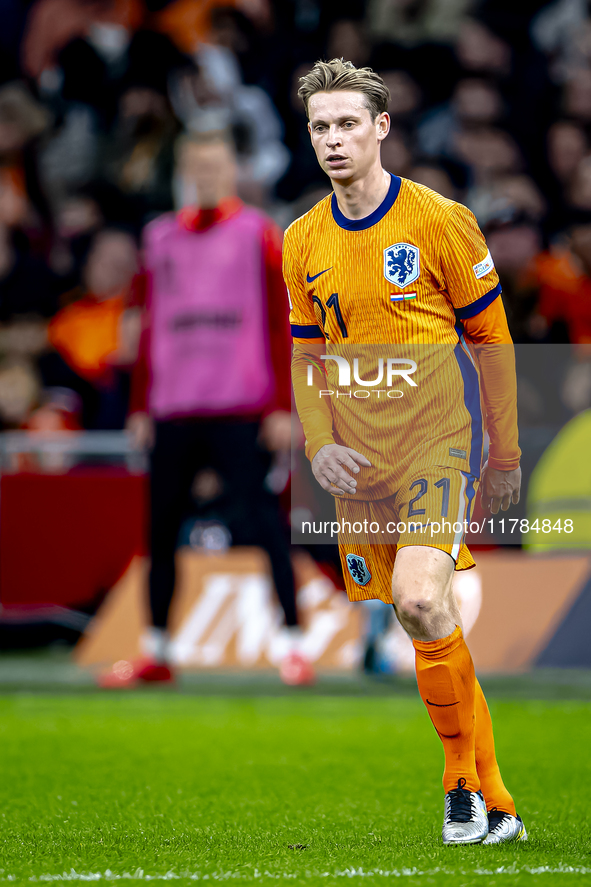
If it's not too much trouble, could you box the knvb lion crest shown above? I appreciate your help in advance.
[384,242,420,287]
[346,554,372,587]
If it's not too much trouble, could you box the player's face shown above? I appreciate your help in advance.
[177,141,237,209]
[307,91,389,183]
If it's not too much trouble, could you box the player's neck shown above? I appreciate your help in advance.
[332,166,391,220]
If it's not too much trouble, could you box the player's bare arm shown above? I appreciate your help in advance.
[311,443,371,496]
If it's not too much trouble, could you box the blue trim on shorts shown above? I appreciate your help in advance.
[454,340,483,478]
[462,471,478,523]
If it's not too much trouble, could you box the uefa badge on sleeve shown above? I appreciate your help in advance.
[346,554,372,586]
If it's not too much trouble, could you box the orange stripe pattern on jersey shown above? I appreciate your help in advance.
[284,175,520,472]
[283,175,501,346]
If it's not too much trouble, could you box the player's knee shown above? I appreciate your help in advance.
[391,547,456,635]
[393,581,452,632]
[395,594,436,632]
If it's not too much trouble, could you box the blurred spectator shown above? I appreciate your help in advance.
[381,128,413,178]
[562,68,591,122]
[170,57,289,205]
[19,387,83,472]
[366,0,472,47]
[455,128,525,220]
[381,69,422,128]
[0,83,52,246]
[26,387,82,431]
[418,78,505,160]
[527,213,591,345]
[548,120,588,186]
[455,125,519,174]
[484,212,544,343]
[39,105,99,201]
[0,314,48,358]
[55,29,186,127]
[100,86,180,225]
[410,163,456,199]
[326,18,370,68]
[0,358,40,429]
[454,76,504,124]
[455,17,512,77]
[208,6,275,89]
[50,193,104,278]
[152,0,271,57]
[21,0,143,84]
[568,155,591,210]
[488,216,544,284]
[42,227,140,428]
[151,0,225,55]
[38,30,186,211]
[540,120,587,236]
[275,62,326,202]
[531,0,591,83]
[100,129,313,688]
[468,173,545,230]
[0,223,61,320]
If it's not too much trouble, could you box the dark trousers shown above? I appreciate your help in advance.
[149,419,297,630]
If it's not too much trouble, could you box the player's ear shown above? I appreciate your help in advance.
[376,112,390,142]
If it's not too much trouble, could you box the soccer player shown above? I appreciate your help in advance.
[283,59,526,845]
[100,130,314,689]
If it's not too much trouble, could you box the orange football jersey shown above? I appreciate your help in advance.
[283,174,519,597]
[284,175,515,486]
[283,175,501,346]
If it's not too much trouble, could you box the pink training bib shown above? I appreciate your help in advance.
[144,207,274,419]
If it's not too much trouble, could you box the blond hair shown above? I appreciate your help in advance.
[298,58,390,121]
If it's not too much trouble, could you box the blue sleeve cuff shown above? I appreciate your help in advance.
[291,323,324,338]
[455,283,502,320]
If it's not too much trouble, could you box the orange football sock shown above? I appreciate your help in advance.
[474,679,516,814]
[414,625,479,793]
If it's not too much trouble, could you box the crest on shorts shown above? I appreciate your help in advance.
[384,242,420,287]
[346,553,372,586]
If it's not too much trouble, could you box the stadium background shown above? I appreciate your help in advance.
[1,1,591,883]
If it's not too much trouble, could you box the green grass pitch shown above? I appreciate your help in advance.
[1,688,591,886]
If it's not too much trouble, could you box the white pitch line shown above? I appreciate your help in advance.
[1,865,591,882]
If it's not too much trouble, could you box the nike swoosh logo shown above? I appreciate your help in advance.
[426,699,460,707]
[306,267,332,283]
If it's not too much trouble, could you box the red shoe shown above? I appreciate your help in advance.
[280,652,316,686]
[97,658,174,689]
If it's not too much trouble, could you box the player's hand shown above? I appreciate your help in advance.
[126,411,154,450]
[480,461,521,514]
[312,444,371,496]
[259,410,292,452]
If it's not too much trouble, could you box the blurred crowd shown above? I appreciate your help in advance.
[2,0,591,433]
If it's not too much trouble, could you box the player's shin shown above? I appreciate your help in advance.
[413,625,479,793]
[474,678,516,815]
